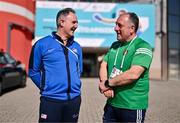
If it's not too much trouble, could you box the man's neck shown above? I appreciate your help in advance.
[126,34,137,42]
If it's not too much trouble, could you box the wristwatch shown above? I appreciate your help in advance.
[104,80,112,88]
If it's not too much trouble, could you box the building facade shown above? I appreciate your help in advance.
[0,0,179,81]
[0,0,35,72]
[167,0,180,81]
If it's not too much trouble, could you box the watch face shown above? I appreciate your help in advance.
[104,80,109,88]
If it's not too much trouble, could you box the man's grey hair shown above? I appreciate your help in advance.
[126,12,139,33]
[56,8,76,28]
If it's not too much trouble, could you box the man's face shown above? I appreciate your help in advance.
[60,12,78,38]
[114,14,134,42]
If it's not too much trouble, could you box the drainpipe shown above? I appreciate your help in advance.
[160,0,168,81]
[7,23,13,53]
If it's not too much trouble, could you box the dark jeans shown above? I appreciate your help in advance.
[103,103,146,123]
[39,95,81,123]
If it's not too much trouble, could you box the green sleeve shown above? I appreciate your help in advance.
[132,45,153,69]
[103,51,109,62]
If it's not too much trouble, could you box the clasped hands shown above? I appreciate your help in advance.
[99,80,114,98]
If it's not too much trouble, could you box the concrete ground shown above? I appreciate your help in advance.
[0,78,180,123]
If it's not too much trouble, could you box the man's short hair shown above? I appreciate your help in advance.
[56,8,76,28]
[127,12,139,33]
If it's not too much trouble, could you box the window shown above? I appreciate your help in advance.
[0,55,6,64]
[168,0,180,80]
[4,53,16,64]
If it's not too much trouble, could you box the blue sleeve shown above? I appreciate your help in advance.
[28,42,42,89]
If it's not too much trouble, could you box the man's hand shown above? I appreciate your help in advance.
[99,80,110,93]
[103,89,114,98]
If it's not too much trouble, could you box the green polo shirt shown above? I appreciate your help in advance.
[103,37,153,109]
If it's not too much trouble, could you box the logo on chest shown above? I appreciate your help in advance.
[72,48,78,53]
[47,48,55,53]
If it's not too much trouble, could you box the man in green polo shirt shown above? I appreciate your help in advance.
[99,12,153,123]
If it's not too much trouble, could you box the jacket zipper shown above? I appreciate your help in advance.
[63,47,71,100]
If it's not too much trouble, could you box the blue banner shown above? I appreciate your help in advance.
[36,1,155,48]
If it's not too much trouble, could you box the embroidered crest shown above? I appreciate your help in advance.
[72,48,78,53]
[123,50,128,55]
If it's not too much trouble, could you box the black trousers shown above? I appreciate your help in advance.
[103,103,146,123]
[39,95,81,123]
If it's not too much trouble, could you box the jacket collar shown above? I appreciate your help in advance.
[52,31,74,46]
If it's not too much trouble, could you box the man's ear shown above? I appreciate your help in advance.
[58,19,64,27]
[131,25,135,31]
[130,26,135,34]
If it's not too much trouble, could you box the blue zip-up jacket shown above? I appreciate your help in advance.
[28,32,83,100]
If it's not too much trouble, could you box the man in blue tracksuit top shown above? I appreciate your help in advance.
[28,8,83,123]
